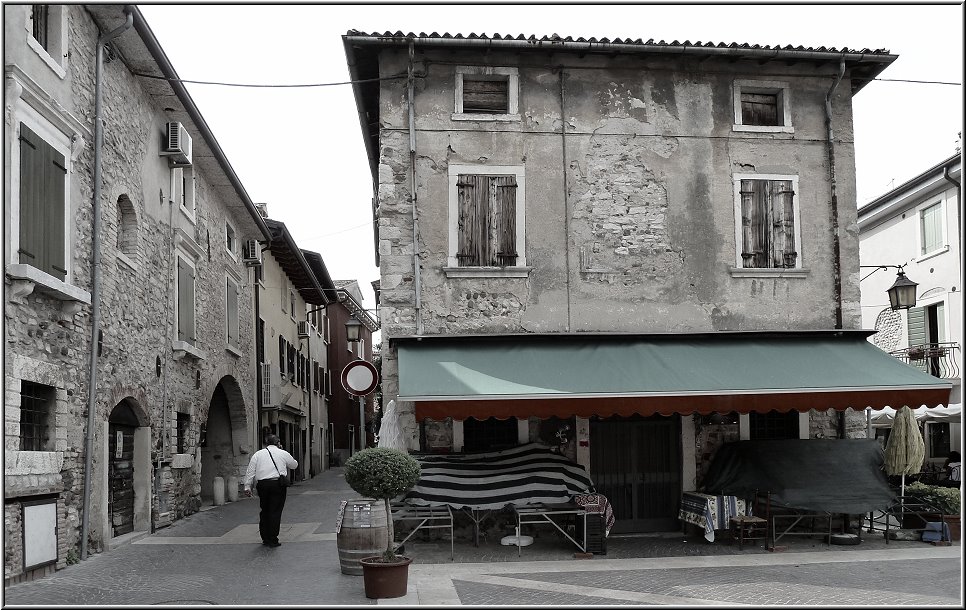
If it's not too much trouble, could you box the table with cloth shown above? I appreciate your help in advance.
[679,491,748,542]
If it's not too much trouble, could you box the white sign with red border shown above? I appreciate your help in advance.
[341,360,379,396]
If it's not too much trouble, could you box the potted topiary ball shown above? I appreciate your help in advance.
[343,447,421,599]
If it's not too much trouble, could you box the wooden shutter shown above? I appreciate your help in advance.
[739,179,767,268]
[18,124,43,268]
[462,78,508,114]
[18,124,66,280]
[770,180,796,268]
[906,306,928,373]
[493,176,517,266]
[457,174,489,266]
[287,344,296,381]
[226,278,238,346]
[177,258,195,343]
[741,92,779,126]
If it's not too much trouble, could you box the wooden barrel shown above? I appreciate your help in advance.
[337,499,389,575]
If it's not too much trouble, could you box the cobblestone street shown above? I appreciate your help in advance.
[2,468,962,606]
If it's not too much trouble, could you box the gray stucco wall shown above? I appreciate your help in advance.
[372,46,866,448]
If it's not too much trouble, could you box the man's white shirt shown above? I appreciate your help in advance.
[244,446,298,491]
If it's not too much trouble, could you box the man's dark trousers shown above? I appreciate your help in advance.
[256,478,287,544]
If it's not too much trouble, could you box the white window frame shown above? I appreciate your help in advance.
[173,166,196,221]
[732,79,794,134]
[6,102,79,293]
[225,219,238,260]
[172,228,206,359]
[24,5,68,79]
[289,290,297,322]
[916,196,948,261]
[445,163,530,278]
[225,274,241,353]
[453,66,520,122]
[731,173,805,276]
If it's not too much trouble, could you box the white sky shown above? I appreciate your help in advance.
[137,2,964,319]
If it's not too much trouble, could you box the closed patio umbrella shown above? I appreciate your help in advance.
[883,405,925,497]
[376,400,407,451]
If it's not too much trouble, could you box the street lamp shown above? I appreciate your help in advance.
[345,316,363,343]
[886,269,918,311]
[860,265,919,311]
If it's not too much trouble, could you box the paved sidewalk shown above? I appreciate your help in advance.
[2,468,962,606]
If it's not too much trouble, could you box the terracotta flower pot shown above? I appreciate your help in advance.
[359,555,412,599]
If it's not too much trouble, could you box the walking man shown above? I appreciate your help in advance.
[244,434,298,547]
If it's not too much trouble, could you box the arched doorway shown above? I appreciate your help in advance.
[200,376,248,504]
[107,399,149,538]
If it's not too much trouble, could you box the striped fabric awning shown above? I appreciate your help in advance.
[402,443,596,510]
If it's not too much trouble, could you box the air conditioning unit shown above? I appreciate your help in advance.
[242,239,262,266]
[162,121,192,166]
[260,363,280,407]
[297,321,313,338]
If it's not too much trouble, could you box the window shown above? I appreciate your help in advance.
[280,278,287,313]
[225,221,237,258]
[927,422,951,459]
[919,200,944,256]
[278,336,287,379]
[287,344,296,382]
[18,122,67,281]
[463,417,519,452]
[290,291,297,321]
[116,195,138,260]
[325,369,332,397]
[30,5,49,49]
[254,262,264,285]
[226,276,239,348]
[20,381,55,452]
[733,80,793,133]
[447,164,528,274]
[907,301,946,377]
[749,410,800,440]
[176,254,196,345]
[173,167,195,219]
[26,5,66,77]
[733,174,800,269]
[453,66,519,121]
[176,412,190,454]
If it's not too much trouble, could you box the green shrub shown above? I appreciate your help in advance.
[906,481,961,515]
[344,448,421,562]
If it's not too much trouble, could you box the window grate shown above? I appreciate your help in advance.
[176,413,190,454]
[20,381,54,451]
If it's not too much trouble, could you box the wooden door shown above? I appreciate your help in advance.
[108,423,136,537]
[590,414,681,533]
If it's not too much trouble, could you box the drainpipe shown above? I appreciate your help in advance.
[81,6,133,562]
[942,165,961,259]
[559,67,572,332]
[408,40,422,336]
[825,56,846,332]
[824,57,846,440]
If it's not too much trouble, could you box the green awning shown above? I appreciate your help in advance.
[395,331,952,420]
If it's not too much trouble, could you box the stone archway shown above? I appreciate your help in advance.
[200,376,248,504]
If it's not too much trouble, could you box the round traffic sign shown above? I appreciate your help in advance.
[341,359,379,396]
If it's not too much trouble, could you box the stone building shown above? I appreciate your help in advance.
[255,217,331,480]
[343,31,952,533]
[4,5,270,581]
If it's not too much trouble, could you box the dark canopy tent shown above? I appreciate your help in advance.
[701,439,896,514]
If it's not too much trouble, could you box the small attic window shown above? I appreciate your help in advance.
[453,66,520,122]
[462,77,509,114]
[733,80,794,134]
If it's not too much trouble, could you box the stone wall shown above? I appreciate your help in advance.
[5,5,259,582]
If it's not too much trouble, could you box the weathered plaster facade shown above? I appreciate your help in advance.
[4,5,266,581]
[360,42,873,454]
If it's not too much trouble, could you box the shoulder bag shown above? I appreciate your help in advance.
[266,447,290,488]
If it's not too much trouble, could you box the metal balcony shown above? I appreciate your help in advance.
[890,342,961,380]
